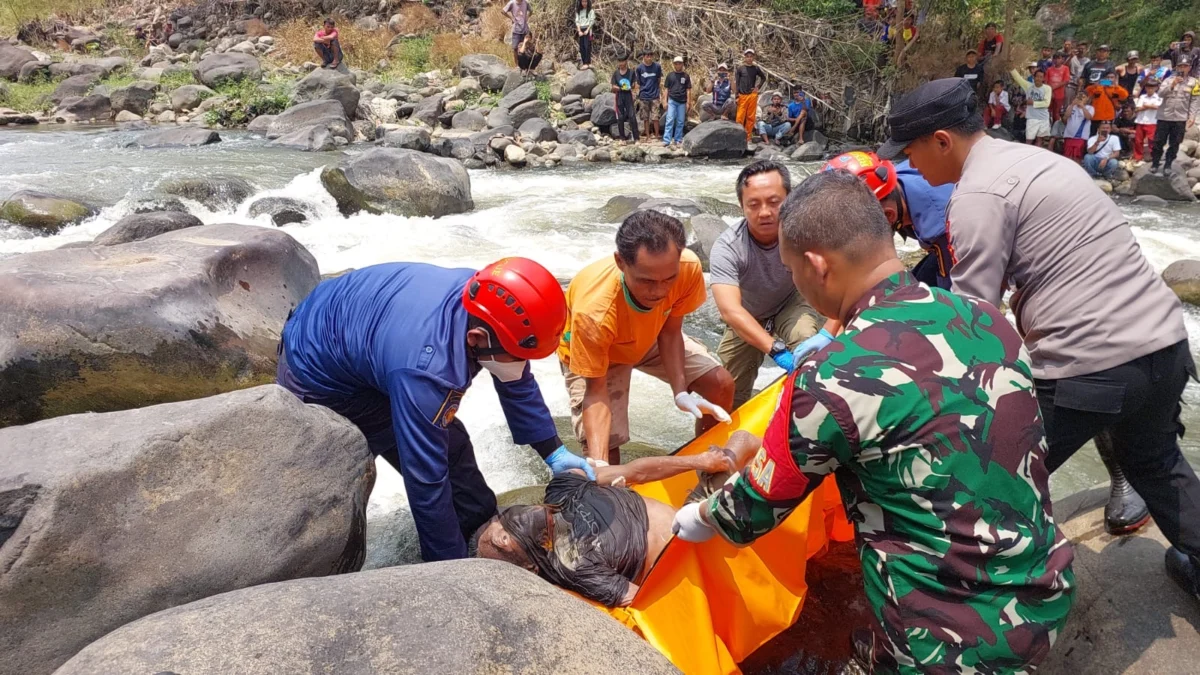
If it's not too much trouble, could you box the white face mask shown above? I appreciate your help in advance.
[481,358,527,382]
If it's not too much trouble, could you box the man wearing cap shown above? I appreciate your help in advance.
[879,77,1200,603]
[1083,44,1116,87]
[703,63,736,121]
[953,48,986,99]
[735,49,767,141]
[1117,50,1141,94]
[1149,55,1199,176]
[662,56,692,147]
[1046,50,1071,120]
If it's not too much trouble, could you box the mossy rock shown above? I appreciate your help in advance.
[0,190,95,233]
[695,195,743,219]
[1163,259,1200,307]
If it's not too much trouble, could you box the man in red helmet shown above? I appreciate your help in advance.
[276,259,593,562]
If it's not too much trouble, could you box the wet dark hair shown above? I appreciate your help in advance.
[615,210,687,265]
[985,21,998,29]
[323,17,335,25]
[779,171,891,261]
[736,160,792,204]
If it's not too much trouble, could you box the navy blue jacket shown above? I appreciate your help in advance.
[282,263,560,560]
[895,160,955,289]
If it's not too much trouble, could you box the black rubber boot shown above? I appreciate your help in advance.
[1165,547,1200,602]
[1095,431,1151,535]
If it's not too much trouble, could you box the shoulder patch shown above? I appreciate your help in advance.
[433,389,464,428]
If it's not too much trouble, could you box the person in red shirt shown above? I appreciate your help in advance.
[313,17,342,69]
[1045,51,1071,120]
[977,22,1004,64]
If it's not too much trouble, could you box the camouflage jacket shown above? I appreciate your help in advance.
[707,272,1075,673]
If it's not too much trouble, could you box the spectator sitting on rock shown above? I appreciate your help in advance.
[983,80,1010,129]
[702,63,736,121]
[786,87,810,142]
[516,32,543,76]
[1084,120,1122,179]
[756,93,790,145]
[1114,100,1138,157]
[954,49,986,99]
[977,21,1004,64]
[313,18,342,70]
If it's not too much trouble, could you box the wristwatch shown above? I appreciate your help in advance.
[768,339,788,357]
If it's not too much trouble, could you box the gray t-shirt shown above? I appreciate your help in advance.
[709,219,797,321]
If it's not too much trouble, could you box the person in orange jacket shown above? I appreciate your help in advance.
[1085,77,1128,136]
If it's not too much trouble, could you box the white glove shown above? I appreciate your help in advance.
[674,391,732,424]
[671,502,716,543]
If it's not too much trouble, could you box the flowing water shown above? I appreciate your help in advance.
[2,127,1198,569]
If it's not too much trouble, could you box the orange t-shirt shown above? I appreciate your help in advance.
[558,250,707,378]
[1086,83,1128,122]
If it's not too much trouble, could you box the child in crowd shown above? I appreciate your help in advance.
[610,54,639,144]
[1010,90,1028,139]
[1132,78,1162,163]
[1062,91,1095,162]
[984,80,1010,128]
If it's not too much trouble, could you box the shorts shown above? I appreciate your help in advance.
[1026,118,1051,140]
[1063,137,1086,160]
[561,335,722,451]
[511,31,528,49]
[636,98,662,123]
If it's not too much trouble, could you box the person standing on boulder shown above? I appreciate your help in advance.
[574,0,596,71]
[735,49,766,141]
[312,18,342,70]
[502,0,533,66]
[672,171,1075,673]
[276,259,596,562]
[1148,55,1198,176]
[611,54,639,143]
[635,50,664,142]
[881,77,1200,597]
[661,56,691,147]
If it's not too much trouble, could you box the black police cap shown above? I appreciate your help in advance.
[878,78,976,159]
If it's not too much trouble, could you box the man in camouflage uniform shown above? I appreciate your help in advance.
[672,171,1075,673]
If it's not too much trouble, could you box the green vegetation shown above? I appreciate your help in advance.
[0,74,58,113]
[203,78,292,127]
[534,80,552,103]
[383,36,432,79]
[0,0,107,31]
[159,70,197,91]
[1062,0,1195,56]
[769,0,857,18]
[97,70,137,90]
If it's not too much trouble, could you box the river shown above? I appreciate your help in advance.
[2,126,1198,570]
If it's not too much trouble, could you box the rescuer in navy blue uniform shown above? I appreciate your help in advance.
[277,258,590,562]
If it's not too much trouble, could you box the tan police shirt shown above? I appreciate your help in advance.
[946,135,1187,380]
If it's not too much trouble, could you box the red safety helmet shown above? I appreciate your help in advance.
[822,151,898,200]
[462,258,568,361]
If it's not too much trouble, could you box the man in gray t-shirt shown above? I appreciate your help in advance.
[711,161,822,407]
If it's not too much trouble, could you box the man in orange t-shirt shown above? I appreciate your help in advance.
[559,210,735,464]
[1085,79,1128,136]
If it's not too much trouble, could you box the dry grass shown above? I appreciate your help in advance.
[391,4,437,35]
[480,5,510,42]
[245,18,270,38]
[429,33,513,69]
[269,16,393,69]
[0,0,108,32]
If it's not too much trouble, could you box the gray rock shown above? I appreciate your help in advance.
[133,127,221,148]
[159,176,254,209]
[246,196,317,226]
[273,123,337,151]
[586,146,611,162]
[561,94,582,106]
[565,69,598,98]
[458,53,511,92]
[1132,194,1170,206]
[0,190,95,233]
[291,68,360,119]
[321,148,473,217]
[56,560,679,675]
[558,128,596,146]
[50,74,100,105]
[1162,259,1200,306]
[49,57,126,79]
[687,213,729,268]
[129,196,189,214]
[510,99,548,127]
[501,70,525,95]
[17,60,50,84]
[110,80,160,116]
[411,94,444,128]
[246,113,275,133]
[498,81,537,112]
[505,143,527,166]
[590,92,617,128]
[519,117,557,143]
[791,140,826,162]
[379,126,431,152]
[169,84,215,112]
[0,386,374,675]
[56,93,110,121]
[0,223,319,427]
[591,82,609,98]
[682,120,747,159]
[1131,164,1197,202]
[0,44,37,81]
[618,144,646,163]
[451,108,487,131]
[92,211,203,245]
[487,106,512,129]
[267,100,352,142]
[0,108,39,125]
[195,52,262,88]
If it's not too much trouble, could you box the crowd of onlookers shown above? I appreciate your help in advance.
[955,26,1200,179]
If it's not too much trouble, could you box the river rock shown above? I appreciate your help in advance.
[510,99,549,128]
[321,148,473,217]
[498,81,538,113]
[1131,163,1196,201]
[92,211,203,245]
[0,223,318,427]
[487,106,512,129]
[292,68,360,119]
[0,107,37,125]
[505,143,527,166]
[246,113,275,133]
[246,196,316,226]
[687,214,730,268]
[451,108,487,131]
[590,92,618,128]
[683,120,747,159]
[267,100,352,142]
[1040,486,1200,675]
[792,140,826,161]
[1162,259,1200,306]
[196,52,261,87]
[159,176,253,209]
[134,127,221,148]
[17,60,49,84]
[0,44,37,81]
[380,126,431,151]
[170,84,215,112]
[273,123,337,151]
[0,190,94,233]
[458,53,510,92]
[519,117,557,143]
[558,128,596,146]
[1132,194,1169,206]
[110,80,159,116]
[50,74,99,104]
[411,93,444,128]
[49,57,126,79]
[564,69,598,98]
[57,93,110,122]
[0,386,374,675]
[56,560,679,675]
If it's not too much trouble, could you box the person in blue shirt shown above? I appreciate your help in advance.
[786,87,811,143]
[635,50,664,140]
[276,258,593,562]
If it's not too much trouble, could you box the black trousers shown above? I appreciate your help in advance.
[614,93,638,141]
[1150,119,1187,168]
[578,33,592,65]
[1037,340,1200,556]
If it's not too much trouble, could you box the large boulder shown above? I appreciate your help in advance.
[411,93,444,128]
[320,148,473,218]
[57,93,110,122]
[519,117,557,143]
[0,44,37,81]
[109,80,160,116]
[55,560,679,675]
[246,196,318,226]
[0,223,318,427]
[0,386,374,675]
[1131,164,1196,202]
[50,74,99,105]
[92,211,203,246]
[487,106,512,129]
[1162,259,1200,306]
[590,92,618,128]
[565,68,598,98]
[291,68,360,119]
[510,99,549,127]
[0,190,95,233]
[273,124,337,151]
[559,128,597,146]
[687,214,730,268]
[195,53,262,88]
[170,84,215,112]
[159,176,253,209]
[266,100,352,142]
[451,108,487,131]
[682,120,747,159]
[379,126,431,152]
[458,53,510,92]
[133,127,222,148]
[498,80,537,112]
[48,57,126,79]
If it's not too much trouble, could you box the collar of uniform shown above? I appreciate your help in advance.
[844,270,921,324]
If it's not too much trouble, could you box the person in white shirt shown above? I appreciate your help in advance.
[1133,78,1162,163]
[1084,120,1122,178]
[984,80,1010,128]
[1012,67,1053,147]
[1061,91,1094,161]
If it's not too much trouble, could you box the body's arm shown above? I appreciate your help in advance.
[581,375,612,462]
[754,68,766,92]
[711,284,774,353]
[593,448,735,486]
[492,362,563,460]
[1010,69,1033,93]
[946,193,1016,308]
[1033,86,1051,110]
[656,314,690,397]
[1087,135,1103,153]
